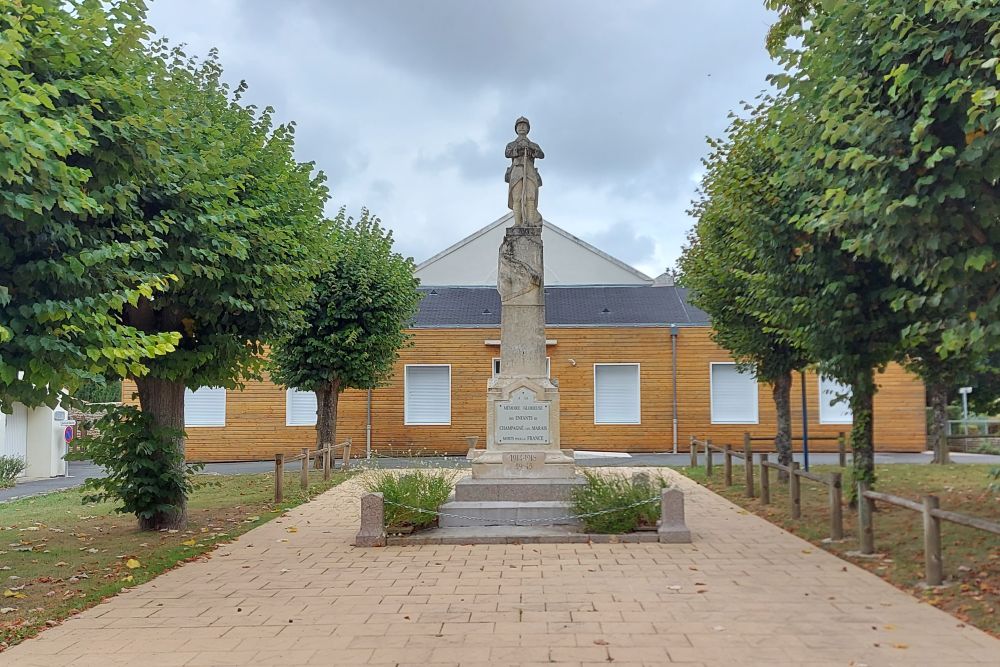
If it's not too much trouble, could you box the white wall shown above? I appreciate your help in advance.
[415,217,652,287]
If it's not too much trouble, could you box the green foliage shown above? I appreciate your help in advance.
[119,50,329,391]
[0,0,179,410]
[570,470,667,534]
[772,0,1000,361]
[271,208,421,394]
[680,104,811,384]
[72,378,122,405]
[363,469,456,530]
[0,454,26,488]
[990,468,1000,492]
[78,406,202,524]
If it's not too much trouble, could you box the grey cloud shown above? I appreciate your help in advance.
[584,221,658,271]
[145,0,778,274]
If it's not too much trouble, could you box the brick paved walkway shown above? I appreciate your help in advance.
[2,467,997,666]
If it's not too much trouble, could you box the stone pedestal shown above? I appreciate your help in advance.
[437,118,581,529]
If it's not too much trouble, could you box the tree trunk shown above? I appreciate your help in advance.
[316,379,341,452]
[134,375,187,531]
[928,381,950,464]
[849,367,876,505]
[772,371,793,482]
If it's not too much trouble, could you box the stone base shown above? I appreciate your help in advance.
[469,449,576,479]
[437,500,578,527]
[387,525,664,545]
[453,476,586,502]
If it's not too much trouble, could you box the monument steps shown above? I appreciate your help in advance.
[453,476,586,502]
[437,499,580,527]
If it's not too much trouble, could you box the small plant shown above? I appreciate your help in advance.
[363,469,456,530]
[571,470,668,534]
[77,405,203,529]
[974,442,1000,456]
[989,467,1000,493]
[0,455,27,488]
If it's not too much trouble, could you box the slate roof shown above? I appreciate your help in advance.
[413,285,710,328]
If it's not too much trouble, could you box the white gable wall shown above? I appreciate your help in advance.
[414,214,652,287]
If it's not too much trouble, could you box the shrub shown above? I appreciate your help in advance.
[974,442,1000,456]
[571,470,668,533]
[0,455,27,488]
[363,469,456,530]
[990,467,1000,493]
[77,406,203,528]
[72,378,123,405]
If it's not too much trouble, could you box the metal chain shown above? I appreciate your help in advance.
[383,495,660,526]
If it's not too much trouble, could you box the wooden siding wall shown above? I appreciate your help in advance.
[122,326,927,461]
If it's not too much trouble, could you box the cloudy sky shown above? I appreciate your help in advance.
[146,1,779,278]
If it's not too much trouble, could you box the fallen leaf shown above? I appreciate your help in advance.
[181,539,197,547]
[286,527,298,533]
[593,639,609,646]
[0,607,14,614]
[125,559,141,570]
[2,590,26,600]
[892,643,908,649]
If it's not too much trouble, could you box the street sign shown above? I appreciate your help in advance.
[64,425,74,443]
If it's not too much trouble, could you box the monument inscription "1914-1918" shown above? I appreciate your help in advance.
[495,387,550,445]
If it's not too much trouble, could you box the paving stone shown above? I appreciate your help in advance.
[0,468,997,666]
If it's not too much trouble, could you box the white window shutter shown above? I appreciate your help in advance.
[405,366,451,425]
[819,376,853,423]
[286,389,317,426]
[184,387,226,427]
[710,364,758,424]
[594,364,640,424]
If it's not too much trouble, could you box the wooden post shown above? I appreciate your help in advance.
[829,472,843,541]
[923,495,943,586]
[789,462,801,519]
[300,447,309,490]
[838,432,847,467]
[724,445,733,487]
[743,433,754,498]
[705,439,713,476]
[759,453,770,505]
[858,480,874,555]
[274,453,284,503]
[343,438,352,471]
[322,443,331,481]
[690,436,697,468]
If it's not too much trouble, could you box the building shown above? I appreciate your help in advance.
[0,402,70,479]
[123,214,926,462]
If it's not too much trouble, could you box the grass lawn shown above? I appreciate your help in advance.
[680,463,1000,637]
[0,469,349,650]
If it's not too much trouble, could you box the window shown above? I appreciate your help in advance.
[819,376,853,424]
[594,363,641,424]
[404,365,451,425]
[492,357,551,378]
[184,387,226,427]
[710,363,758,424]
[286,388,317,426]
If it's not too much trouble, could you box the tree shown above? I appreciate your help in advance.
[116,51,328,530]
[770,0,1000,464]
[271,209,421,453]
[681,105,811,473]
[0,0,178,411]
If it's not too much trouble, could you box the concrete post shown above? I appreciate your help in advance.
[323,444,331,481]
[657,488,691,544]
[923,495,943,586]
[355,492,386,547]
[343,438,352,471]
[690,436,697,468]
[705,439,713,476]
[837,432,847,467]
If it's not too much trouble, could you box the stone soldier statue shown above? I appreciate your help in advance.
[505,116,544,227]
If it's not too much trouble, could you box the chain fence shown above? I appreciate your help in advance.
[383,495,660,526]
